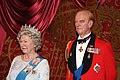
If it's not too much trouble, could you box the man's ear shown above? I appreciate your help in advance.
[88,20,93,28]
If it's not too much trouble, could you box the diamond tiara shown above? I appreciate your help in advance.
[20,24,41,36]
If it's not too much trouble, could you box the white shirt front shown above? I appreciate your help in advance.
[76,33,91,69]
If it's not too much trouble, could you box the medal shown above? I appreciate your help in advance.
[79,46,83,52]
[87,54,91,59]
[70,52,72,57]
[87,47,100,54]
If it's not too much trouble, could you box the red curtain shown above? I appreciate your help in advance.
[1,0,60,55]
[1,0,60,38]
[75,0,106,7]
[0,25,6,56]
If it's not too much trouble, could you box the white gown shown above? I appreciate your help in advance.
[6,55,50,80]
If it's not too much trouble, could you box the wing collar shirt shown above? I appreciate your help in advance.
[76,32,91,69]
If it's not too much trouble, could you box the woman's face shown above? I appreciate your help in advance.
[19,35,35,54]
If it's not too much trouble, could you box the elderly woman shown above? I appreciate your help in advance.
[6,24,50,80]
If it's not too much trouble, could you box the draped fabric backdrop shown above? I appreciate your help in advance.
[0,0,120,80]
[1,0,60,55]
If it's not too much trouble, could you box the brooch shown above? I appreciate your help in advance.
[32,70,36,74]
[87,47,100,54]
[24,64,33,73]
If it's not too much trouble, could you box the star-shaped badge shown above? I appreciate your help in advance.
[93,63,101,73]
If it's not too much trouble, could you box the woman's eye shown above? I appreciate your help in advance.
[80,20,84,23]
[19,40,27,43]
[24,41,27,43]
[19,41,22,43]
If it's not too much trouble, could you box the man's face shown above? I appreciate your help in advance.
[75,11,93,37]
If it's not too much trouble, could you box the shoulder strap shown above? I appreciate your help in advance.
[65,40,74,62]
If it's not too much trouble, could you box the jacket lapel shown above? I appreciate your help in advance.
[68,39,77,73]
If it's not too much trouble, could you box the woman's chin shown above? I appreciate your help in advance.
[22,50,28,54]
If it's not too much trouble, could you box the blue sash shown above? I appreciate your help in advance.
[16,56,43,80]
[74,64,84,80]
